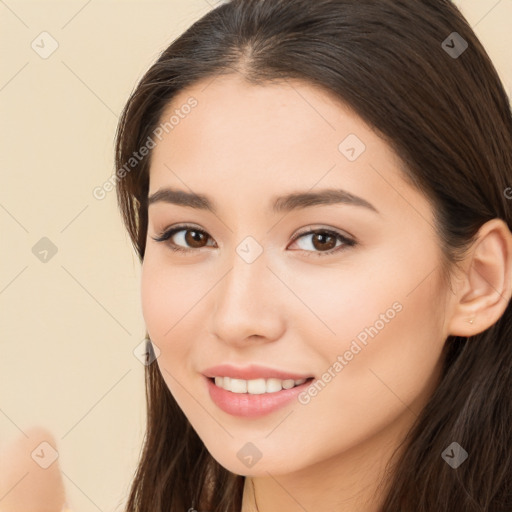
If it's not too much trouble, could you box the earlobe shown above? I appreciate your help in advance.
[447,218,512,337]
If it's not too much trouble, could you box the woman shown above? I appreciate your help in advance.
[114,0,512,510]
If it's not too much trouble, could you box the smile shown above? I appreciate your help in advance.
[205,376,315,418]
[212,376,309,394]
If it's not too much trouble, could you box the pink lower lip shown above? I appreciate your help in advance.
[205,376,313,418]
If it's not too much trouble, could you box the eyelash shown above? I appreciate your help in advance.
[152,224,357,257]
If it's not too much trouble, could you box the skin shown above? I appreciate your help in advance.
[0,427,68,512]
[142,73,512,511]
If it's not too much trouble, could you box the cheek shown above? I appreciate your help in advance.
[140,255,200,406]
[140,251,223,384]
[300,243,446,404]
[312,263,446,420]
[289,276,446,468]
[281,257,398,346]
[140,252,199,341]
[140,256,191,386]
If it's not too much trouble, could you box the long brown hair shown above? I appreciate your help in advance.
[114,1,512,510]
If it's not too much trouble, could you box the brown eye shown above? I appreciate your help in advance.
[184,229,209,248]
[152,225,215,253]
[153,225,356,257]
[310,232,337,251]
[290,228,356,257]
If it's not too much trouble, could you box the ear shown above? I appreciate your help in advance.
[447,218,512,337]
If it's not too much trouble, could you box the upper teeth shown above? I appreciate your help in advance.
[213,376,307,394]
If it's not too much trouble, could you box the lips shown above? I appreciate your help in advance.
[202,363,314,381]
[204,375,313,417]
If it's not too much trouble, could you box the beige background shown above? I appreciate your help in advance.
[0,1,511,510]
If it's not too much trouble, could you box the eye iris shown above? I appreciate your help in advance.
[171,229,343,252]
[312,232,336,251]
[185,230,207,248]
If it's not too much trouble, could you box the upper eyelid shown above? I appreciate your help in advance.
[293,225,354,239]
[153,224,355,246]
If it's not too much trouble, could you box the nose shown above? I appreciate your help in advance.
[208,243,285,347]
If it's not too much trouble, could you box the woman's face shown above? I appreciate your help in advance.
[141,74,452,476]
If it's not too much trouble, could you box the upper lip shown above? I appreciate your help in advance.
[202,364,314,381]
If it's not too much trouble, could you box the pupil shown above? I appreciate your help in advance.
[186,230,205,247]
[315,233,334,250]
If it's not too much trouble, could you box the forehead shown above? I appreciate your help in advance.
[147,74,424,222]
[152,74,376,169]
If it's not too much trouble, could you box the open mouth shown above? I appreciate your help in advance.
[208,376,315,394]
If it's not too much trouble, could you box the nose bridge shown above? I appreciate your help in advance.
[209,236,284,343]
[220,238,272,314]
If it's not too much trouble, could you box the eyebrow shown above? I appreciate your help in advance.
[147,187,379,215]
